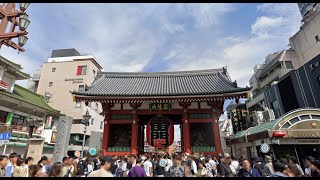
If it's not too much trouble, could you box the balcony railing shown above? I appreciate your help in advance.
[32,74,40,80]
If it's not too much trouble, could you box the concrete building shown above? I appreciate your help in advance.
[246,50,297,117]
[28,49,104,155]
[0,55,60,159]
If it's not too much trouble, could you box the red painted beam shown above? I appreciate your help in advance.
[109,119,131,124]
[189,119,213,123]
[104,152,131,156]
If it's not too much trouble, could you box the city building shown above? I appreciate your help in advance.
[72,68,251,156]
[230,108,320,170]
[0,55,60,157]
[28,48,104,156]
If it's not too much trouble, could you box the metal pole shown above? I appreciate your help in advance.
[293,145,302,166]
[81,126,87,158]
[2,144,7,155]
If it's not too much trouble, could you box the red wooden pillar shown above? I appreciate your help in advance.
[208,101,223,155]
[130,103,141,155]
[101,103,114,156]
[180,102,191,154]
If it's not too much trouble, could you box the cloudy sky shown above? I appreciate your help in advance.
[1,3,302,141]
[1,3,301,88]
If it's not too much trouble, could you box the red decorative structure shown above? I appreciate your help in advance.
[72,68,250,156]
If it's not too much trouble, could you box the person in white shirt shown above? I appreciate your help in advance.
[24,157,34,177]
[38,156,48,174]
[188,156,197,176]
[88,156,114,177]
[289,156,305,176]
[230,155,240,175]
[164,155,173,177]
[142,155,153,177]
[208,156,217,175]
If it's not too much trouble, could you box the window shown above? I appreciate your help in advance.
[271,100,281,118]
[91,118,94,125]
[49,82,53,87]
[52,68,56,72]
[95,103,99,111]
[78,85,85,91]
[100,121,103,129]
[285,61,293,69]
[316,35,319,42]
[92,70,96,78]
[76,65,87,75]
[75,102,81,108]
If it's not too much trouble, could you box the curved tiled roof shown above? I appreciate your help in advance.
[73,68,250,97]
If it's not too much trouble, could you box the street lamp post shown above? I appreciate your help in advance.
[81,110,91,158]
[0,3,31,52]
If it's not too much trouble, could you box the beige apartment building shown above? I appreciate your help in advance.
[28,49,104,155]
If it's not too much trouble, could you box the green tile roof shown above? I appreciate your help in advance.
[0,55,30,78]
[230,120,280,140]
[0,84,60,115]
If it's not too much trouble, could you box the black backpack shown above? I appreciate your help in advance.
[77,161,88,176]
[254,164,271,177]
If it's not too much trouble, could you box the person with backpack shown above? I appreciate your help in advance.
[76,158,88,177]
[128,158,147,177]
[252,157,271,177]
[238,159,261,177]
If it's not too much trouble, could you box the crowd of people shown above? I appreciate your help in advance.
[1,151,320,177]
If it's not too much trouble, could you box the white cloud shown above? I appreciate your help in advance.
[251,16,286,35]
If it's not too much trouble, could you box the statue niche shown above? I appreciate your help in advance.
[109,125,131,147]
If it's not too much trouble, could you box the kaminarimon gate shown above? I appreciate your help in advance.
[72,68,250,156]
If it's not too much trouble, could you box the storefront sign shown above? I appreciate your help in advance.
[0,80,9,90]
[309,61,320,71]
[65,78,84,84]
[296,139,320,144]
[149,103,171,111]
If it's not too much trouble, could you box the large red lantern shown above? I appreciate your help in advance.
[146,116,174,151]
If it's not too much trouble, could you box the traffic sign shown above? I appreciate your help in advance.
[74,151,81,158]
[0,132,4,140]
[260,143,270,153]
[5,132,10,140]
[89,148,97,156]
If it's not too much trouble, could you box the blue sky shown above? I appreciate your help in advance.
[0,3,302,141]
[1,3,301,88]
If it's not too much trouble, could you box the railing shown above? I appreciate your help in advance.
[32,74,40,80]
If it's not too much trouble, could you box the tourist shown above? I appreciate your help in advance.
[92,155,100,171]
[265,155,275,174]
[143,154,153,177]
[208,156,217,175]
[213,156,219,166]
[182,160,193,177]
[286,162,303,177]
[168,154,184,177]
[238,158,261,177]
[270,160,288,177]
[24,157,33,177]
[44,158,53,175]
[304,156,316,177]
[128,158,147,177]
[13,157,27,177]
[0,155,8,177]
[217,153,233,177]
[252,157,271,177]
[121,157,128,177]
[205,158,214,177]
[199,153,205,161]
[154,155,165,177]
[188,155,197,176]
[49,162,64,177]
[289,156,305,176]
[310,160,320,177]
[196,161,208,177]
[111,156,118,176]
[77,157,88,177]
[230,155,240,175]
[38,156,48,175]
[164,154,172,177]
[29,164,45,177]
[62,156,74,177]
[5,152,18,177]
[87,156,114,177]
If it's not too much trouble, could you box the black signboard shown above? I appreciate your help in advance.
[149,103,171,111]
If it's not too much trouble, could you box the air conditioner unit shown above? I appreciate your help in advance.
[263,109,275,122]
